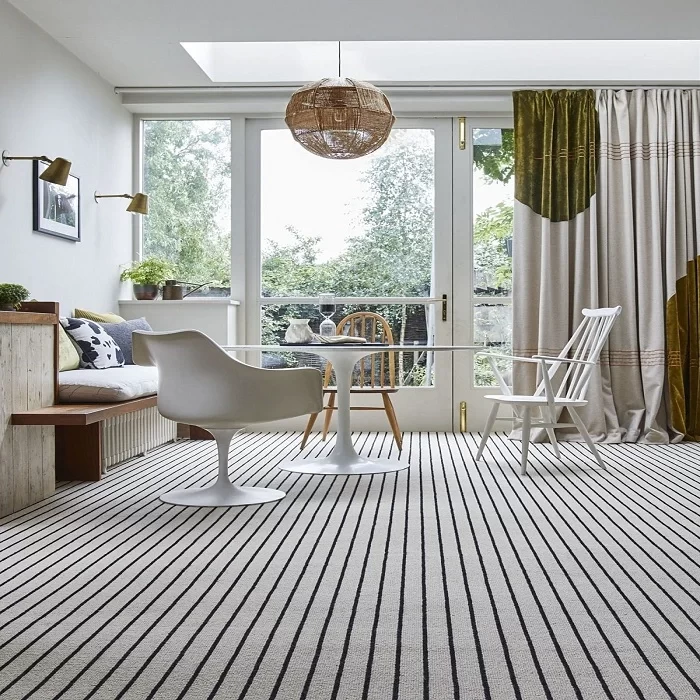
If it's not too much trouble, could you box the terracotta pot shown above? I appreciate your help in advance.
[133,284,160,301]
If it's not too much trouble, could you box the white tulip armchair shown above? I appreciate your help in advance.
[133,330,323,506]
[475,306,621,475]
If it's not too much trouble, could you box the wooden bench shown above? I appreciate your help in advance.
[12,396,159,481]
[8,302,187,483]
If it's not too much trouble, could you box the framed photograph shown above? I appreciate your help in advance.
[33,161,81,242]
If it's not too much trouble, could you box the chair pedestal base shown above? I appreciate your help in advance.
[160,482,285,507]
[160,428,286,506]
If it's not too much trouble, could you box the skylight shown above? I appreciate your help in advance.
[181,41,700,84]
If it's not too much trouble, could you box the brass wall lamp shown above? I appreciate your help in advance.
[94,191,149,215]
[1,150,72,186]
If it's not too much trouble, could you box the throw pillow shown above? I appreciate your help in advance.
[60,317,125,369]
[97,318,152,365]
[74,308,125,324]
[57,324,80,372]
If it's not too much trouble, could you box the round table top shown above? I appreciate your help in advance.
[224,344,482,352]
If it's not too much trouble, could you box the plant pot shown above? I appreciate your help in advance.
[0,303,15,311]
[133,284,160,301]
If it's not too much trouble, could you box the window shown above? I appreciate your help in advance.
[260,128,434,299]
[141,119,231,295]
[257,126,441,386]
[471,127,514,387]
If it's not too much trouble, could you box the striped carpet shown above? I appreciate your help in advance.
[1,432,700,700]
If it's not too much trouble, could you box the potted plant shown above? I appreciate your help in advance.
[120,258,174,300]
[0,283,30,311]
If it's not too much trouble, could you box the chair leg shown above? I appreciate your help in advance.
[544,404,561,459]
[545,428,561,459]
[300,412,319,450]
[322,393,335,441]
[476,402,500,461]
[381,393,403,451]
[520,407,532,475]
[570,408,606,470]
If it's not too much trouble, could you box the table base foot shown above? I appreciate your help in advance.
[279,455,409,475]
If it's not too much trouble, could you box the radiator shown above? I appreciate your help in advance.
[101,406,177,470]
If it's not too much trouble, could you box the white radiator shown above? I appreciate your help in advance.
[101,406,177,470]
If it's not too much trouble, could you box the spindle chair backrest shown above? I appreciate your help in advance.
[323,311,396,388]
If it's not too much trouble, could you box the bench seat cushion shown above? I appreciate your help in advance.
[58,366,159,403]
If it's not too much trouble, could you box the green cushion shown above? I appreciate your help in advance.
[74,308,125,323]
[58,324,80,372]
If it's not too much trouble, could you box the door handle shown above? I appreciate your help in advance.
[442,294,448,322]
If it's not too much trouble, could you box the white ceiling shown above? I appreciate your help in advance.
[10,0,700,87]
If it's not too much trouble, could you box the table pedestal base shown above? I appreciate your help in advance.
[279,453,408,475]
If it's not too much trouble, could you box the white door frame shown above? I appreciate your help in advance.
[244,117,455,431]
[452,116,514,431]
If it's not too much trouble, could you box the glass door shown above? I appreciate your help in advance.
[245,118,454,431]
[453,118,515,431]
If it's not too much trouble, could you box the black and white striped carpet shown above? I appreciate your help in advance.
[1,432,700,700]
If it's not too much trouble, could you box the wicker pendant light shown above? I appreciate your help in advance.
[285,45,395,160]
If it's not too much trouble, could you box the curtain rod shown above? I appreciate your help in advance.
[115,83,700,95]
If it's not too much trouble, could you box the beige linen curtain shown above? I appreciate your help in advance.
[514,88,700,443]
[598,89,700,442]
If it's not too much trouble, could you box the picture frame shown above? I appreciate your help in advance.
[32,161,81,242]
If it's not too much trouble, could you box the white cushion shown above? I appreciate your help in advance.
[58,366,159,403]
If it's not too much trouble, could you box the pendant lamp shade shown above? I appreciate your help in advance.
[285,78,395,160]
[39,157,72,186]
[126,193,149,215]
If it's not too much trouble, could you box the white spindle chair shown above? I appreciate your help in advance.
[476,306,621,474]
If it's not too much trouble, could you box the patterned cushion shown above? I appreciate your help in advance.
[58,324,80,372]
[97,318,152,365]
[60,317,125,369]
[74,308,125,323]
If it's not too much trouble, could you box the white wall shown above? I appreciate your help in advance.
[0,0,132,314]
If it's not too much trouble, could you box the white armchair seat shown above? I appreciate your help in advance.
[133,329,323,506]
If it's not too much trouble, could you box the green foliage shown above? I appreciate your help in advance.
[142,120,231,285]
[473,128,515,184]
[120,258,174,285]
[473,202,513,289]
[0,283,30,308]
[331,129,434,298]
[474,351,512,388]
[262,229,334,297]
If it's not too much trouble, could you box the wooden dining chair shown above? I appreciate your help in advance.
[300,311,403,451]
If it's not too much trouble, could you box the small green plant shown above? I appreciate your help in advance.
[0,283,30,310]
[120,258,174,285]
